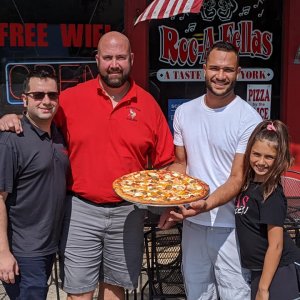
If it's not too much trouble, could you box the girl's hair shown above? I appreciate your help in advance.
[242,120,292,200]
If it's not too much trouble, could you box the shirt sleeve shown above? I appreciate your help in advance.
[151,110,174,169]
[173,105,184,147]
[0,142,15,193]
[236,109,262,154]
[53,106,66,130]
[260,187,287,227]
[53,95,68,143]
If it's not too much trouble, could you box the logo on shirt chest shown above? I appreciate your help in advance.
[235,195,250,215]
[127,108,138,121]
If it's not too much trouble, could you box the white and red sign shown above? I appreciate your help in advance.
[159,21,273,66]
[157,68,273,82]
[247,84,272,120]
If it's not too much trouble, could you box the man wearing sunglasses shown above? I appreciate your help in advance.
[0,70,69,299]
[0,32,174,300]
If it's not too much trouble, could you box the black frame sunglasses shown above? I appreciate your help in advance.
[24,91,59,100]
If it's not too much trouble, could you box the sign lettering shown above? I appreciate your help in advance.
[0,23,111,48]
[159,21,273,66]
[5,61,98,104]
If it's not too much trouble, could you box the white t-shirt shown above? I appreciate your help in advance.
[173,95,262,227]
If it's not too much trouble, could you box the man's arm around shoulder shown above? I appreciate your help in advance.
[0,114,23,134]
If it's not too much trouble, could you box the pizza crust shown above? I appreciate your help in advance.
[113,169,210,206]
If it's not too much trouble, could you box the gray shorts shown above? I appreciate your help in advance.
[59,195,147,294]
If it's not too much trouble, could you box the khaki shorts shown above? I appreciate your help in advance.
[59,195,146,294]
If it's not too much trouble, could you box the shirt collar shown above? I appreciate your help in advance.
[22,112,56,139]
[96,76,137,104]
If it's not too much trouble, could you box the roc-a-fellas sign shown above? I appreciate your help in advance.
[149,0,282,121]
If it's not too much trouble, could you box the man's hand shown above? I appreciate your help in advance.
[158,199,208,229]
[0,114,23,134]
[158,208,178,230]
[172,200,208,218]
[186,198,208,215]
[0,250,19,284]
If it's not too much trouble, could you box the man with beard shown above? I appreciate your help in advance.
[159,42,262,300]
[0,31,174,300]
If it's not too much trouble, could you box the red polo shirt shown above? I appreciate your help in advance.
[55,77,174,203]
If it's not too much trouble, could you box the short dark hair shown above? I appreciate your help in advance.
[206,41,239,66]
[23,69,58,93]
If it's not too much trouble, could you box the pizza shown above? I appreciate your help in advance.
[113,169,209,206]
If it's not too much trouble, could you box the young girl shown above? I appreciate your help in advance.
[235,120,300,300]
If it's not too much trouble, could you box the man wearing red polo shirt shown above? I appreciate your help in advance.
[0,31,174,300]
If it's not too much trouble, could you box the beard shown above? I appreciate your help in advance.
[205,77,236,97]
[100,70,129,88]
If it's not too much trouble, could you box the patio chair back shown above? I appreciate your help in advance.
[282,170,300,246]
[143,224,186,299]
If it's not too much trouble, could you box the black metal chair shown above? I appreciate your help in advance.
[0,282,7,300]
[141,223,186,299]
[282,170,300,246]
[48,254,61,300]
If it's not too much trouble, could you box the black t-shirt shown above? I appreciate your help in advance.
[235,182,300,270]
[0,116,69,257]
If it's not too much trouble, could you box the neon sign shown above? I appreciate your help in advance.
[5,60,98,104]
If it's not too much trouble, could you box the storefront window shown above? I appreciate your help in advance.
[0,0,124,114]
[149,0,282,124]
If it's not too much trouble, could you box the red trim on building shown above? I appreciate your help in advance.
[282,0,300,143]
[125,0,149,90]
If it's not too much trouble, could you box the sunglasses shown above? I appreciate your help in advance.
[24,91,59,100]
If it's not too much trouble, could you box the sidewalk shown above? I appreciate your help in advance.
[0,282,144,300]
[0,267,184,300]
[46,271,150,299]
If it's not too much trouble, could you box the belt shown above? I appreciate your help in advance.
[67,191,129,207]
